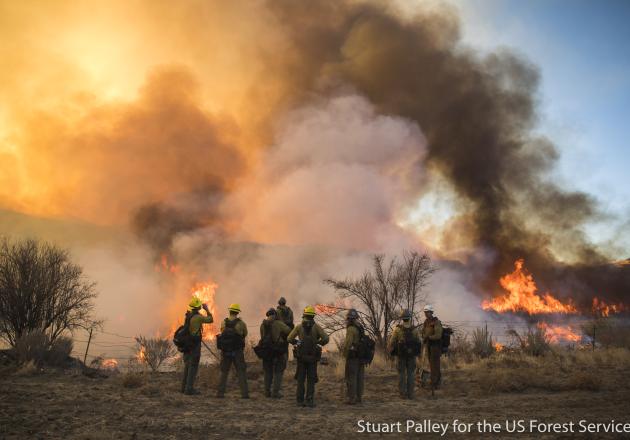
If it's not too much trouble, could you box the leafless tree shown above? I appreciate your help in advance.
[135,336,177,372]
[320,251,434,351]
[0,238,101,347]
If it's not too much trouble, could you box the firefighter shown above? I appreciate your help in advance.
[287,306,329,407]
[343,308,365,405]
[260,308,291,398]
[181,297,213,395]
[388,309,421,399]
[276,297,294,329]
[216,304,249,399]
[421,304,443,392]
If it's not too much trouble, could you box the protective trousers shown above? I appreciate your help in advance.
[263,353,287,396]
[295,360,317,404]
[344,357,365,403]
[428,344,441,389]
[397,355,416,398]
[217,349,249,397]
[182,342,201,393]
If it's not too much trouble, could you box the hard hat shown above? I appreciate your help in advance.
[228,303,241,313]
[189,297,203,309]
[346,308,359,320]
[303,305,316,316]
[266,308,277,316]
[400,309,412,320]
[278,297,287,306]
[423,304,434,313]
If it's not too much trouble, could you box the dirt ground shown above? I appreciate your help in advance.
[1,357,629,440]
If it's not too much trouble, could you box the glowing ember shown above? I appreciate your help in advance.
[101,358,119,370]
[482,259,577,315]
[592,297,626,317]
[537,322,581,344]
[494,342,504,352]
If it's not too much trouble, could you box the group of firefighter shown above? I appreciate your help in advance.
[179,296,443,406]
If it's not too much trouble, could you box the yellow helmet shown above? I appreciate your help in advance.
[303,305,316,316]
[189,297,203,309]
[228,303,241,313]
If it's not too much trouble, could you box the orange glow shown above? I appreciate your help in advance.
[482,259,577,315]
[136,345,146,362]
[156,254,180,274]
[315,304,341,316]
[494,342,504,352]
[537,322,581,343]
[189,281,219,340]
[592,297,626,317]
[101,358,119,370]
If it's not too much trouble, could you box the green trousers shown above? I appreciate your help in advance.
[217,350,249,397]
[182,343,201,393]
[295,360,317,404]
[397,355,416,398]
[263,353,287,396]
[344,357,365,402]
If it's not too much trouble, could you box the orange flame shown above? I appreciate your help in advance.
[101,358,119,370]
[592,297,626,317]
[482,259,577,315]
[155,254,180,274]
[537,322,581,343]
[494,342,504,352]
[136,346,146,362]
[190,281,219,340]
[315,304,341,316]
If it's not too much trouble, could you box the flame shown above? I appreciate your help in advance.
[155,254,180,274]
[315,304,341,316]
[592,297,626,317]
[482,259,577,315]
[190,281,219,340]
[537,322,581,343]
[100,358,119,370]
[494,342,504,352]
[136,346,146,362]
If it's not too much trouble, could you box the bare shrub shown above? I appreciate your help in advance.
[321,251,434,351]
[135,336,177,372]
[448,332,474,363]
[13,330,48,366]
[507,326,550,356]
[581,319,630,349]
[121,371,145,388]
[0,238,101,347]
[46,336,73,367]
[471,326,495,358]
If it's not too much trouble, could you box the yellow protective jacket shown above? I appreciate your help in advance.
[388,321,421,352]
[220,314,248,338]
[421,316,443,343]
[343,324,361,358]
[259,317,291,343]
[189,311,213,337]
[287,319,329,346]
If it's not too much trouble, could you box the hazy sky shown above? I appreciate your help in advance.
[451,0,630,240]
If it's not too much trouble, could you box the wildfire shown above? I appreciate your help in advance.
[155,254,180,274]
[190,281,219,340]
[315,304,342,316]
[100,358,119,370]
[494,342,504,352]
[592,297,626,317]
[136,346,146,362]
[537,322,581,344]
[482,259,577,315]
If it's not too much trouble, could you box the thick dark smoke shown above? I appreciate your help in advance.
[256,0,629,304]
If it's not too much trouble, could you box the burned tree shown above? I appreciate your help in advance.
[0,238,100,346]
[320,251,434,351]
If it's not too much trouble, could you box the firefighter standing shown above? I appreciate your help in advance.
[343,308,365,405]
[260,308,291,398]
[388,309,421,399]
[216,304,249,399]
[181,297,213,395]
[276,297,294,329]
[287,306,329,407]
[421,304,443,391]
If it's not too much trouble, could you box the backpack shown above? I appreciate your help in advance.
[216,318,245,352]
[254,320,277,360]
[356,325,376,365]
[397,326,421,357]
[295,321,321,363]
[441,326,453,354]
[173,312,201,353]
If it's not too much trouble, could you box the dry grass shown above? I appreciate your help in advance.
[121,371,145,388]
[13,330,73,368]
